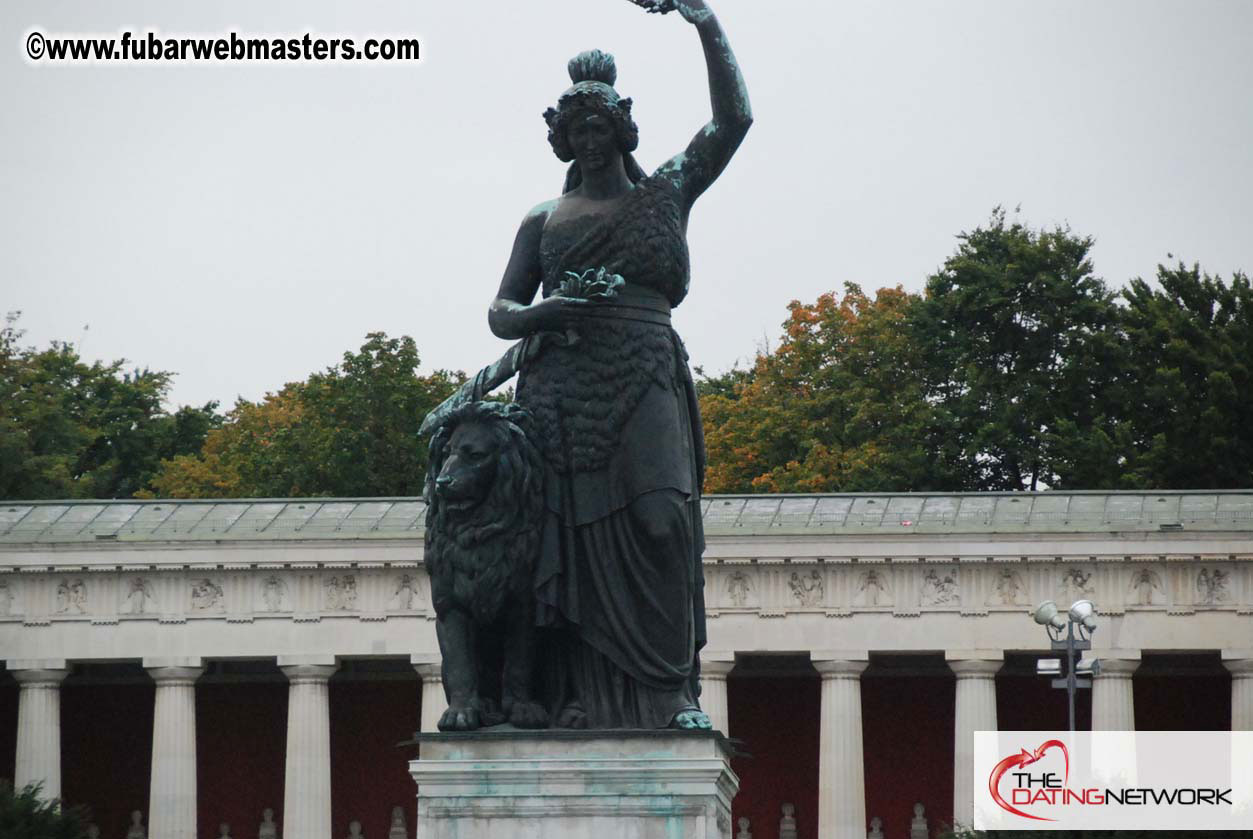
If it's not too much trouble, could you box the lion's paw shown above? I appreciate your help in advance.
[438,704,482,732]
[555,701,588,729]
[480,698,507,728]
[509,701,550,729]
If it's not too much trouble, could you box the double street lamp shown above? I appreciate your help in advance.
[1031,599,1100,732]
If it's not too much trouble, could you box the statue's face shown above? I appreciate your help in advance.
[567,110,618,174]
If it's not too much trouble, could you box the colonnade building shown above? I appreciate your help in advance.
[2,491,1251,839]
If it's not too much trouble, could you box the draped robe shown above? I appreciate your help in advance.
[516,173,708,728]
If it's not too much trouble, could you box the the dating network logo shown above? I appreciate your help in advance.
[978,732,1239,829]
[988,738,1071,821]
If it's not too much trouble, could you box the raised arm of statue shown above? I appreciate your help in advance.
[639,0,753,208]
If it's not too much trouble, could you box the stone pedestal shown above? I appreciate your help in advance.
[409,729,738,839]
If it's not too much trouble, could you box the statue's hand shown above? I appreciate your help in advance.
[527,295,589,334]
[625,0,676,14]
[626,0,712,24]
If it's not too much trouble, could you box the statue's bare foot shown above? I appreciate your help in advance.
[670,708,711,730]
[555,701,588,729]
[509,700,550,729]
[438,703,482,731]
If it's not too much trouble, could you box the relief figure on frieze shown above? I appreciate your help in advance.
[1129,567,1164,606]
[853,569,891,607]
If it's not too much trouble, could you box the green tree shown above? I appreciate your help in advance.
[701,284,937,493]
[0,313,219,500]
[1118,261,1253,488]
[910,209,1125,491]
[146,333,464,498]
[0,782,90,839]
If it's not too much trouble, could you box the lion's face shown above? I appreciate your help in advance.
[433,420,501,514]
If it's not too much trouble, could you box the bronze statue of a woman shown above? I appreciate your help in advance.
[486,0,751,730]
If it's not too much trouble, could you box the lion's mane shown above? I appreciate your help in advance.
[423,402,544,624]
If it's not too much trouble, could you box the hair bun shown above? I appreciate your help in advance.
[568,50,617,86]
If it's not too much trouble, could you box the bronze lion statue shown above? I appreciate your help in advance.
[423,401,548,730]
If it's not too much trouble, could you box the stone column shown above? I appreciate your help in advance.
[144,658,204,839]
[280,655,337,839]
[1091,652,1139,730]
[1223,651,1253,730]
[412,653,446,733]
[813,652,868,839]
[699,652,735,736]
[11,659,69,801]
[947,652,1001,830]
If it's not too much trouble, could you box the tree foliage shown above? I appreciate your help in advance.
[910,209,1125,491]
[698,211,1253,494]
[1117,262,1253,488]
[0,782,90,839]
[145,333,463,498]
[0,313,218,500]
[8,211,1251,501]
[701,284,936,493]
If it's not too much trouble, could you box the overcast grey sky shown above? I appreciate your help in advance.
[3,0,1251,410]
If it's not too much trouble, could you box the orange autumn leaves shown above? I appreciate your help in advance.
[700,284,934,494]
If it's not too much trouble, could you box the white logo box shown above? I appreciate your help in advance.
[974,731,1253,831]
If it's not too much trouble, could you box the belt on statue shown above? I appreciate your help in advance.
[576,302,672,328]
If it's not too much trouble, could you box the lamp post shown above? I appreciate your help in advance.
[1031,599,1100,732]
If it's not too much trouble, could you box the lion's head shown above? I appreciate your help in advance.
[424,401,544,546]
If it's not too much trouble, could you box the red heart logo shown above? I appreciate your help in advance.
[988,739,1070,821]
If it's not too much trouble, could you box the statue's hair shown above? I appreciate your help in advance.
[543,50,645,192]
[423,401,544,622]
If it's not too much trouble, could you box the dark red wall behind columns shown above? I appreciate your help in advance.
[0,681,17,785]
[61,683,154,838]
[997,671,1091,732]
[861,673,955,838]
[196,682,288,839]
[1134,655,1231,731]
[727,675,820,839]
[329,679,421,839]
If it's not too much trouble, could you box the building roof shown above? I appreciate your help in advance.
[1,491,1252,544]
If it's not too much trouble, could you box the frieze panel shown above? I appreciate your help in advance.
[853,568,892,609]
[190,577,225,613]
[121,577,156,616]
[0,577,14,618]
[1058,566,1095,604]
[3,557,1252,626]
[260,575,291,613]
[988,568,1027,607]
[1128,566,1165,608]
[0,566,430,626]
[787,569,823,608]
[56,577,88,615]
[920,566,960,608]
